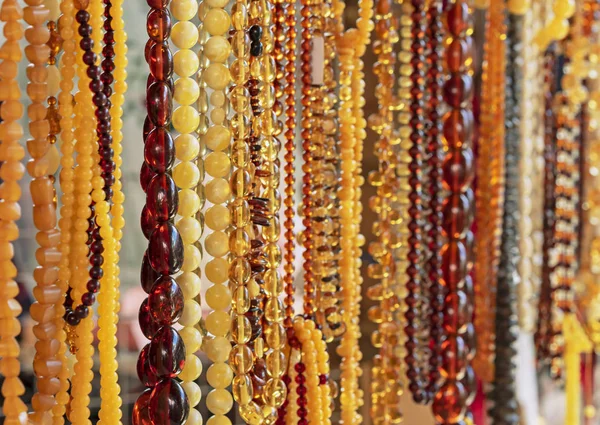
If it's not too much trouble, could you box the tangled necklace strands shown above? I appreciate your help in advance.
[0,0,28,423]
[472,0,506,384]
[431,1,477,424]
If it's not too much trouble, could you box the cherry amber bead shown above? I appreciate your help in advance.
[141,205,158,240]
[147,82,173,126]
[446,2,469,37]
[442,149,474,190]
[442,74,473,108]
[139,298,161,339]
[133,388,153,425]
[148,326,186,378]
[148,276,184,325]
[149,378,190,425]
[146,174,179,222]
[148,222,184,274]
[441,241,467,286]
[147,9,171,42]
[442,109,473,150]
[141,251,160,293]
[148,43,174,81]
[144,127,175,173]
[432,381,467,423]
[137,344,159,387]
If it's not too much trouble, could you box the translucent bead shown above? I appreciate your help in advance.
[148,276,184,325]
[146,174,179,222]
[132,389,152,425]
[149,222,184,274]
[149,326,186,378]
[149,378,190,425]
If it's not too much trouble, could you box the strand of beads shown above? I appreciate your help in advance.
[472,0,506,384]
[367,0,403,421]
[424,0,444,399]
[54,0,77,420]
[22,0,63,420]
[227,0,263,419]
[0,1,28,423]
[489,11,523,425]
[133,0,189,423]
[200,0,236,423]
[432,1,476,423]
[169,0,203,422]
[256,0,288,417]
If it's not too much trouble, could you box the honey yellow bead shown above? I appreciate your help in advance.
[210,108,226,125]
[177,271,202,299]
[173,161,201,189]
[174,78,200,106]
[205,283,232,311]
[205,231,229,258]
[205,152,231,178]
[180,299,202,326]
[507,0,529,14]
[205,204,230,231]
[180,326,203,355]
[185,408,203,425]
[206,178,231,204]
[206,258,229,284]
[174,49,200,78]
[205,310,231,337]
[182,244,202,272]
[553,0,575,18]
[178,189,201,216]
[175,133,200,162]
[207,363,234,389]
[206,416,232,425]
[183,381,202,407]
[205,36,231,63]
[172,21,199,49]
[173,106,200,134]
[210,91,226,108]
[204,9,231,36]
[204,63,231,90]
[204,125,231,151]
[205,336,232,364]
[206,0,229,7]
[177,216,202,244]
[180,354,203,382]
[171,0,198,21]
[549,18,569,41]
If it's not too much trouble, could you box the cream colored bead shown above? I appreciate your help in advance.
[210,107,226,125]
[180,326,203,355]
[177,216,203,244]
[204,125,231,152]
[206,178,231,204]
[178,189,201,216]
[172,21,199,49]
[177,271,202,299]
[205,231,229,258]
[180,354,203,382]
[210,91,226,108]
[171,0,198,21]
[182,244,202,272]
[174,78,201,106]
[205,283,232,311]
[185,408,203,425]
[206,363,234,389]
[183,381,202,407]
[174,49,200,78]
[175,133,200,162]
[205,258,229,284]
[204,8,231,36]
[204,336,232,364]
[204,63,231,90]
[205,204,230,231]
[174,161,201,189]
[179,299,202,326]
[205,152,231,178]
[205,310,231,337]
[205,36,231,63]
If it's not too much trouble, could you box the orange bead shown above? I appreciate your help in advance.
[33,204,57,231]
[33,266,59,286]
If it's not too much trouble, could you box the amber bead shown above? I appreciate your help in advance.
[144,127,175,173]
[148,222,184,274]
[139,298,161,340]
[146,9,171,42]
[149,378,190,425]
[147,81,173,126]
[148,326,186,378]
[137,344,159,387]
[146,174,179,222]
[148,276,184,325]
[133,389,153,425]
[148,43,174,82]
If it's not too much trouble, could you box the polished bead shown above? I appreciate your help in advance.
[148,276,184,325]
[146,174,179,222]
[132,389,153,425]
[147,82,173,126]
[148,42,173,81]
[149,326,186,378]
[149,222,184,274]
[139,298,161,340]
[149,378,190,425]
[145,127,175,173]
[137,344,159,387]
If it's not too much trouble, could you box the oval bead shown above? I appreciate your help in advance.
[141,251,159,294]
[137,344,159,387]
[147,81,173,127]
[148,42,174,83]
[146,174,179,222]
[139,298,161,340]
[148,222,184,274]
[144,127,175,173]
[149,326,186,378]
[147,9,171,42]
[149,378,190,425]
[132,388,153,425]
[140,205,157,240]
[148,276,184,326]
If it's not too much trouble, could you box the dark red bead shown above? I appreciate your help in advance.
[139,298,161,340]
[146,9,171,42]
[442,193,470,239]
[132,388,153,425]
[140,162,153,193]
[141,251,160,294]
[148,222,184,275]
[446,1,468,36]
[148,378,190,425]
[442,109,473,150]
[147,81,172,127]
[81,292,95,306]
[148,276,184,325]
[144,127,175,173]
[441,240,467,287]
[442,149,474,191]
[147,0,169,7]
[442,73,473,108]
[146,174,179,222]
[148,326,186,378]
[141,205,158,240]
[148,43,173,82]
[137,344,159,387]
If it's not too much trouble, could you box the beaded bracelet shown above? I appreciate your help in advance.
[0,1,28,422]
[431,1,476,423]
[169,0,203,422]
[133,0,189,423]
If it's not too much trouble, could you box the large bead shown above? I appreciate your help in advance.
[147,81,173,127]
[145,126,175,173]
[148,326,186,378]
[141,250,160,294]
[148,276,184,325]
[148,222,184,274]
[137,344,159,387]
[139,298,161,340]
[146,174,179,222]
[149,378,190,425]
[132,388,153,425]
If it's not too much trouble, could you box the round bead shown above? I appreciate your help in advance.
[173,105,200,134]
[205,152,231,178]
[171,22,199,49]
[206,389,233,416]
[174,78,200,105]
[174,49,200,77]
[205,205,230,231]
[204,9,231,36]
[204,125,231,152]
[205,36,231,63]
[205,178,231,204]
[171,0,198,21]
[204,63,231,90]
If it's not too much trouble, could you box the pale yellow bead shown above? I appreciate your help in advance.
[177,271,202,299]
[183,381,202,407]
[204,336,232,364]
[180,326,203,355]
[206,0,229,7]
[205,204,230,231]
[206,258,229,284]
[178,189,201,216]
[206,178,231,204]
[205,231,229,258]
[210,107,226,125]
[175,133,200,162]
[174,49,200,78]
[182,244,202,272]
[171,0,198,21]
[179,299,202,326]
[204,9,231,36]
[174,78,200,106]
[206,389,233,416]
[205,152,231,178]
[206,416,232,425]
[204,125,231,152]
[177,216,202,244]
[173,105,201,134]
[185,408,203,425]
[204,63,231,90]
[206,363,234,389]
[44,0,61,20]
[180,354,203,381]
[553,0,575,18]
[205,310,231,337]
[172,21,199,49]
[46,145,60,175]
[210,91,226,108]
[205,283,232,311]
[205,36,231,63]
[173,161,201,189]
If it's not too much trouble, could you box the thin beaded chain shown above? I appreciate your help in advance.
[169,0,203,422]
[133,0,189,423]
[0,1,28,423]
[368,0,403,421]
[432,1,476,423]
[472,0,506,383]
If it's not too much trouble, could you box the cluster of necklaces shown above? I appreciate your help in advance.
[2,0,600,424]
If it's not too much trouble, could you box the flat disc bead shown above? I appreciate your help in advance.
[171,0,198,21]
[204,125,231,151]
[174,49,200,78]
[174,78,200,106]
[171,21,199,49]
[204,36,231,63]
